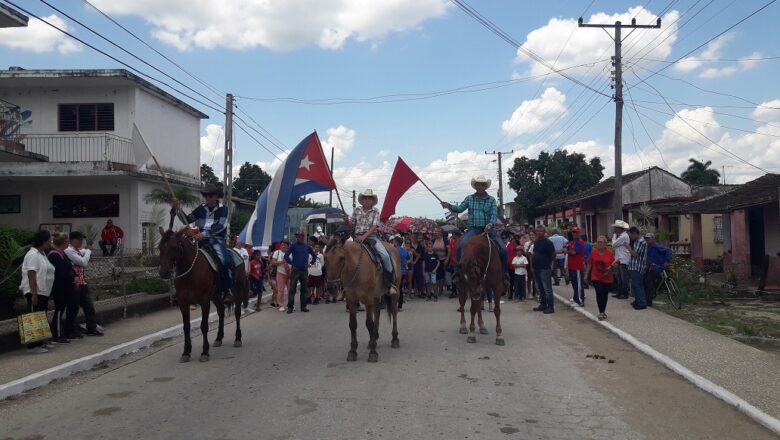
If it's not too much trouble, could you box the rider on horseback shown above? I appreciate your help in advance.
[342,189,395,288]
[171,183,234,303]
[440,175,508,273]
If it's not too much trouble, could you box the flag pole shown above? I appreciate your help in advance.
[135,123,187,224]
[315,130,347,214]
[416,175,443,204]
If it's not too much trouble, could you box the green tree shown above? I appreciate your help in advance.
[681,159,720,185]
[290,197,328,208]
[232,162,271,200]
[144,187,199,206]
[507,149,604,222]
[200,163,223,191]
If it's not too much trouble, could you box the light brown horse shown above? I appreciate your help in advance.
[158,227,248,362]
[458,233,506,345]
[324,237,401,362]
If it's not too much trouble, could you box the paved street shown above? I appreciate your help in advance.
[0,297,775,440]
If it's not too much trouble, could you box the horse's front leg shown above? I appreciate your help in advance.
[478,291,489,335]
[214,300,225,347]
[233,296,242,347]
[467,297,478,343]
[347,300,358,362]
[365,298,378,363]
[199,299,211,362]
[179,301,192,362]
[373,296,381,341]
[494,289,504,346]
[390,294,400,348]
[458,289,467,334]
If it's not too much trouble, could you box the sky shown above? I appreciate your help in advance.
[1,0,779,219]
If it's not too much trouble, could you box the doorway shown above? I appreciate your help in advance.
[747,207,765,275]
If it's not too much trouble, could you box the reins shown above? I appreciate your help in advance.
[327,242,365,288]
[482,232,492,282]
[172,234,200,280]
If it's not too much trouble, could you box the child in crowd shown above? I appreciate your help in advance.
[249,250,264,311]
[511,246,528,301]
[404,240,418,299]
[271,241,290,312]
[421,241,440,301]
[308,244,325,304]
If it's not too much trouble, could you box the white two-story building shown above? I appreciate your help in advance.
[0,68,208,251]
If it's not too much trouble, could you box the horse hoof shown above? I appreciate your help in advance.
[233,340,242,348]
[180,355,190,363]
[347,352,357,362]
[213,340,222,347]
[467,336,477,343]
[459,327,468,334]
[479,328,489,335]
[391,340,400,349]
[496,338,505,346]
[199,354,210,362]
[368,353,378,363]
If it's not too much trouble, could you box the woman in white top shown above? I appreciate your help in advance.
[271,241,290,312]
[20,230,55,353]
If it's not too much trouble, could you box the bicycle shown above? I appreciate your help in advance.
[657,268,682,310]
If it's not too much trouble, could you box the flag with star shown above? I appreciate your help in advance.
[239,131,336,245]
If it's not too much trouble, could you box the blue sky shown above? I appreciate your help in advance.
[2,0,779,218]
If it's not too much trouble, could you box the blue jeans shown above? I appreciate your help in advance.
[208,238,233,292]
[366,234,392,273]
[456,227,507,271]
[630,270,647,307]
[533,268,554,309]
[569,269,584,304]
[617,264,629,297]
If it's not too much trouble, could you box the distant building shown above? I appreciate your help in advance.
[0,3,27,29]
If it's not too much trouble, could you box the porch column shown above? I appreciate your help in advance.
[730,209,749,280]
[690,213,704,269]
[659,214,670,234]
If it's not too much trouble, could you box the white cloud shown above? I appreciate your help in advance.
[659,107,720,148]
[501,88,567,136]
[200,124,224,166]
[699,65,739,79]
[751,99,780,122]
[322,125,356,161]
[674,33,734,73]
[89,0,449,51]
[516,6,679,77]
[0,15,81,54]
[738,51,764,71]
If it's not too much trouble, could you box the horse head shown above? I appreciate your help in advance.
[157,227,196,279]
[324,237,349,295]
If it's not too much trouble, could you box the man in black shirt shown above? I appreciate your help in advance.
[531,226,557,314]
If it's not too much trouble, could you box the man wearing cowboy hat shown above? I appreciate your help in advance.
[440,175,507,271]
[171,183,234,302]
[342,189,394,287]
[610,220,631,300]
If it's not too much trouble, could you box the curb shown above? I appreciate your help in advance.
[0,293,269,401]
[552,292,780,435]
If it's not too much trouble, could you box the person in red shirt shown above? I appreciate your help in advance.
[446,230,461,298]
[249,250,264,309]
[585,235,615,321]
[99,219,124,256]
[565,226,586,306]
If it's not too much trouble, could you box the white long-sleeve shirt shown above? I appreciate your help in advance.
[65,246,92,267]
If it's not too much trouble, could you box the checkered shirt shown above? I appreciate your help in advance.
[448,193,497,228]
[351,206,380,235]
[628,238,648,273]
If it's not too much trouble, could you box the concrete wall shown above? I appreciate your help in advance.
[673,214,724,259]
[763,203,780,257]
[623,168,691,205]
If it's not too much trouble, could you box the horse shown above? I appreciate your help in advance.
[457,233,506,345]
[158,226,249,362]
[324,237,401,362]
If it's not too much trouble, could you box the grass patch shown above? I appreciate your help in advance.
[126,277,169,295]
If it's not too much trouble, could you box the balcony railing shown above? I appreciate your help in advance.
[22,133,134,164]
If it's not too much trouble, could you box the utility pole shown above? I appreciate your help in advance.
[579,16,660,221]
[485,150,513,216]
[329,147,334,207]
[223,93,234,240]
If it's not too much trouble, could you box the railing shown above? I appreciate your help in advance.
[22,133,134,164]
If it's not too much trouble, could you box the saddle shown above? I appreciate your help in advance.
[200,247,244,273]
[360,239,382,273]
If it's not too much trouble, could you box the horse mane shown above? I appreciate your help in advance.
[460,235,500,283]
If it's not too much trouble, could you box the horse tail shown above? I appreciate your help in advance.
[385,293,394,322]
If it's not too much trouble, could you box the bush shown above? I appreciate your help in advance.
[0,225,35,247]
[0,227,33,316]
[126,276,169,294]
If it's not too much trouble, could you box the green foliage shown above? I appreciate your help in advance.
[289,197,328,208]
[126,276,169,294]
[145,186,199,206]
[230,210,251,238]
[0,225,35,246]
[507,149,604,222]
[200,163,223,190]
[0,227,30,314]
[681,158,720,185]
[233,162,271,200]
[78,222,99,246]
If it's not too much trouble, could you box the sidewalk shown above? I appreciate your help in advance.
[550,283,780,421]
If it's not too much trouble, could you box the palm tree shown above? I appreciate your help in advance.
[144,186,199,206]
[680,159,721,185]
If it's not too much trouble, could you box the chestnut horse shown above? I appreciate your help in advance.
[458,233,506,345]
[324,237,400,362]
[158,227,248,362]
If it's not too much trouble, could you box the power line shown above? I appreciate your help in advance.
[232,113,287,153]
[233,120,285,162]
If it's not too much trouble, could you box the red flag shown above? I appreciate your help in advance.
[380,157,420,222]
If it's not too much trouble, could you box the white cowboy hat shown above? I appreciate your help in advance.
[358,189,378,203]
[471,175,492,189]
[611,220,630,229]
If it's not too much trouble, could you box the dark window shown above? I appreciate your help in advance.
[0,195,21,214]
[52,194,119,218]
[58,103,114,132]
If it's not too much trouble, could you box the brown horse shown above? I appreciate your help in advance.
[324,237,401,362]
[158,227,248,362]
[458,233,506,345]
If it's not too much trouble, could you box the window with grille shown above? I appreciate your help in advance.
[52,194,119,218]
[0,195,20,214]
[58,103,114,132]
[713,215,724,243]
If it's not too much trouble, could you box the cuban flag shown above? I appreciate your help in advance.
[239,131,336,245]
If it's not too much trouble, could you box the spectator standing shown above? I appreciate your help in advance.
[524,231,536,298]
[432,229,448,299]
[271,241,290,312]
[284,231,316,313]
[625,227,649,310]
[586,235,615,320]
[582,234,593,290]
[249,251,264,311]
[404,240,418,299]
[308,244,325,304]
[505,233,519,297]
[65,231,103,336]
[611,221,631,299]
[548,229,567,285]
[511,246,528,301]
[565,226,586,306]
[99,219,124,256]
[531,226,557,314]
[20,230,55,353]
[410,233,425,297]
[421,241,440,301]
[47,233,76,343]
[394,237,410,310]
[446,231,461,298]
[644,233,673,307]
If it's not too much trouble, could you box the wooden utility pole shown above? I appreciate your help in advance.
[485,150,513,216]
[352,189,356,209]
[329,147,335,207]
[578,17,660,221]
[223,93,234,239]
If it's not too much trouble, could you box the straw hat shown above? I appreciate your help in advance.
[471,175,492,189]
[611,220,630,229]
[358,189,378,204]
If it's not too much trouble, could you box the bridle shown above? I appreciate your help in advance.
[163,231,200,280]
[325,242,364,288]
[482,232,492,282]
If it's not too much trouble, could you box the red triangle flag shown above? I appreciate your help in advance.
[380,157,420,222]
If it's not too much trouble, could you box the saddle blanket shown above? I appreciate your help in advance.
[200,248,244,272]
